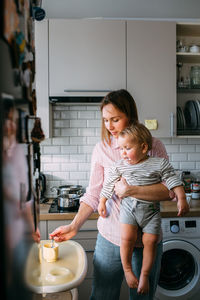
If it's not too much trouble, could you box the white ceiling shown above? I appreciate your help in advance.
[42,0,200,20]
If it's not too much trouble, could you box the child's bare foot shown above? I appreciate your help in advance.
[137,273,149,294]
[124,270,139,289]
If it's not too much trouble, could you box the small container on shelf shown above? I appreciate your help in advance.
[190,66,200,88]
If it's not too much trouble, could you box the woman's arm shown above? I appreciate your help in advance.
[114,177,171,201]
[50,202,93,242]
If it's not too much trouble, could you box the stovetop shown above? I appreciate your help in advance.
[48,198,79,213]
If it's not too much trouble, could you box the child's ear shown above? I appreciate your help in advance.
[141,143,148,154]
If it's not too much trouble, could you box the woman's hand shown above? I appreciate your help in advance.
[114,177,130,199]
[32,227,41,243]
[98,201,107,218]
[49,224,78,242]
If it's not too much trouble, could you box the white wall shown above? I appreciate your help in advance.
[42,0,200,19]
[40,104,200,197]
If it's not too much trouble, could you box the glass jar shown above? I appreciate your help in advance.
[190,66,200,88]
[182,171,194,193]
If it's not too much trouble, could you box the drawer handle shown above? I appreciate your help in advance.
[64,89,111,93]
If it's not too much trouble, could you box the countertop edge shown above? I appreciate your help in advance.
[39,200,200,221]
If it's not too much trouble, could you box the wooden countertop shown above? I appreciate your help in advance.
[39,199,200,221]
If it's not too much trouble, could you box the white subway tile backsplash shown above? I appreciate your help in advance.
[61,128,78,136]
[170,162,180,169]
[78,163,91,171]
[86,105,100,111]
[61,163,78,171]
[180,145,196,152]
[70,154,87,163]
[61,145,78,154]
[87,119,101,128]
[172,138,188,144]
[78,128,96,136]
[188,153,200,161]
[54,120,70,128]
[70,105,87,110]
[171,153,187,161]
[53,111,61,119]
[53,104,69,111]
[70,120,87,128]
[52,155,70,163]
[87,137,100,144]
[43,163,60,172]
[70,137,87,145]
[41,155,52,163]
[52,172,69,180]
[43,146,61,154]
[78,111,95,119]
[165,145,179,153]
[53,128,61,136]
[78,145,94,154]
[69,172,87,180]
[41,138,52,146]
[52,137,70,145]
[188,138,200,144]
[180,162,196,170]
[95,111,101,119]
[40,105,200,191]
[61,111,77,119]
[196,162,200,169]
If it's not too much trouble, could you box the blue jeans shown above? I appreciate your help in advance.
[90,233,163,300]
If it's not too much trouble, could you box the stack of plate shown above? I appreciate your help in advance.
[184,100,200,129]
[177,106,186,130]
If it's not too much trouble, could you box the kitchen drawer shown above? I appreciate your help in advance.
[73,238,96,252]
[47,220,97,235]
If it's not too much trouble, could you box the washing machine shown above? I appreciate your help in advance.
[155,217,200,300]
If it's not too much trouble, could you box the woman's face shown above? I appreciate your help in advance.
[102,104,129,138]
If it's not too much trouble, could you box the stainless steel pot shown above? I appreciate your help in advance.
[51,185,83,209]
[57,193,80,209]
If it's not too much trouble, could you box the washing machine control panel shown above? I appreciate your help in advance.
[162,217,200,238]
[170,220,180,233]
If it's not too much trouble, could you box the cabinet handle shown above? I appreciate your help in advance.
[64,89,111,93]
[170,112,174,137]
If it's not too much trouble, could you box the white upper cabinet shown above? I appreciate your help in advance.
[49,19,126,96]
[127,21,176,138]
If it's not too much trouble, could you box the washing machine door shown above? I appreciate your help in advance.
[155,239,200,300]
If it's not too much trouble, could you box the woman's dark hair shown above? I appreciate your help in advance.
[100,89,139,145]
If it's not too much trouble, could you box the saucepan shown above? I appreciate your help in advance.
[51,185,84,209]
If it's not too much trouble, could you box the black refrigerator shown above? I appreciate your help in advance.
[0,1,43,299]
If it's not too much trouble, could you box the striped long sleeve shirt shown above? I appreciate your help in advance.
[100,156,182,203]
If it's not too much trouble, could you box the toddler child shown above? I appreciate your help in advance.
[98,123,189,294]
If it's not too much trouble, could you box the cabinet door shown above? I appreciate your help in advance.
[49,19,126,96]
[39,220,47,240]
[127,21,176,137]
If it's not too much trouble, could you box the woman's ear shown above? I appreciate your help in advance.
[141,143,148,154]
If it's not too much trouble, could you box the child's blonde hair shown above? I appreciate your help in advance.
[119,123,152,151]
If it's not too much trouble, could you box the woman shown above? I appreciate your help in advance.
[50,89,174,300]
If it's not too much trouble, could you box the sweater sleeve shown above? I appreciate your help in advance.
[150,137,175,200]
[79,143,105,211]
[160,158,183,190]
[100,165,121,199]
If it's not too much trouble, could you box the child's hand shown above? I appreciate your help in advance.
[177,199,190,216]
[98,202,107,218]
